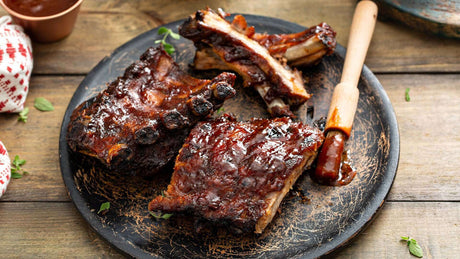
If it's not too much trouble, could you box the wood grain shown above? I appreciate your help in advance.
[1,0,459,74]
[0,0,458,257]
[0,201,457,258]
[0,202,123,258]
[331,201,460,258]
[380,74,460,201]
[0,76,83,202]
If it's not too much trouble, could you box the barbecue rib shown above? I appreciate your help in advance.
[67,47,236,176]
[196,15,337,68]
[148,114,324,234]
[179,8,311,117]
[179,8,336,117]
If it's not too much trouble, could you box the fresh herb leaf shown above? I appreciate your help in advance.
[163,43,175,55]
[18,107,29,122]
[409,240,423,258]
[10,155,28,179]
[405,88,411,102]
[149,211,173,220]
[157,27,169,35]
[401,236,423,258]
[98,202,110,214]
[11,172,23,179]
[13,155,26,167]
[169,31,181,40]
[156,27,180,55]
[34,97,54,111]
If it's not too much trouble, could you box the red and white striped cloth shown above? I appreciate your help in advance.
[0,141,11,198]
[0,16,33,113]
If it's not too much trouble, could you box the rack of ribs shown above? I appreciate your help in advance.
[148,114,324,233]
[67,47,236,176]
[179,8,336,117]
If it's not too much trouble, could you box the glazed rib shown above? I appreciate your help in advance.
[67,47,236,176]
[199,14,336,67]
[148,114,324,233]
[179,8,310,117]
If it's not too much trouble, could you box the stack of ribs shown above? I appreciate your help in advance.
[67,47,236,176]
[149,114,324,234]
[67,7,333,234]
[179,8,336,117]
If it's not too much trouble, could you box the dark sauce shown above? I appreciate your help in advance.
[333,150,357,186]
[311,145,357,186]
[4,0,78,17]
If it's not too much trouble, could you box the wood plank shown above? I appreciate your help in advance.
[1,0,459,74]
[0,201,457,258]
[0,202,123,258]
[0,74,458,202]
[379,74,460,201]
[0,76,83,202]
[332,201,460,258]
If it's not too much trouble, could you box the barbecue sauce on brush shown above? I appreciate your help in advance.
[312,132,356,186]
[310,119,356,186]
[4,0,78,17]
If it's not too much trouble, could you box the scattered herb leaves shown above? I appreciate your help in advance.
[10,155,28,179]
[34,97,54,111]
[18,107,29,122]
[401,236,423,258]
[149,211,173,220]
[405,88,411,102]
[98,202,110,214]
[155,27,180,55]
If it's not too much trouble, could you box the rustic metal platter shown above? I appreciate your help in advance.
[59,15,399,258]
[375,0,460,38]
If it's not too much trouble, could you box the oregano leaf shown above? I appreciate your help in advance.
[169,31,181,40]
[98,202,110,214]
[405,88,411,102]
[158,27,169,35]
[18,107,29,122]
[11,172,23,179]
[34,97,54,111]
[149,211,173,220]
[408,239,423,258]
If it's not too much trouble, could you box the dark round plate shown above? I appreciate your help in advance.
[59,15,399,258]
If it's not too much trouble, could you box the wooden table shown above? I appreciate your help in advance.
[0,1,459,257]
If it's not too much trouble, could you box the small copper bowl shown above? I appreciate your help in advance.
[0,0,84,43]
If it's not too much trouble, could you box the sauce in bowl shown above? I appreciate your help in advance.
[4,0,78,17]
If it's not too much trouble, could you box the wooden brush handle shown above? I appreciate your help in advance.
[325,0,378,136]
[315,1,377,184]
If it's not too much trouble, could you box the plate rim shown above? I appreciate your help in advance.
[59,14,400,259]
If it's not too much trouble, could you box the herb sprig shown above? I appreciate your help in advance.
[149,211,173,220]
[11,155,28,179]
[405,88,411,102]
[401,236,423,258]
[155,27,180,55]
[18,107,29,123]
[149,191,173,219]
